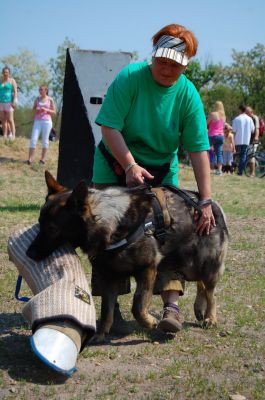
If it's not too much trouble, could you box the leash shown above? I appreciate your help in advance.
[15,275,30,302]
[163,184,202,216]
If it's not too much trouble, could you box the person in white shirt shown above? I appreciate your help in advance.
[232,105,255,175]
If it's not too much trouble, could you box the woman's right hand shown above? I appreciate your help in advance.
[126,164,154,187]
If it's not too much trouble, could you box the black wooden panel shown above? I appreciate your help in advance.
[57,49,95,188]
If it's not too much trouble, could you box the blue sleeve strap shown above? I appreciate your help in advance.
[15,275,30,302]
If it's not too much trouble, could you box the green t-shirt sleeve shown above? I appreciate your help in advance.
[95,65,133,131]
[180,83,209,152]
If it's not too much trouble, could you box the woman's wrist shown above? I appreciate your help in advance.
[198,198,213,207]
[125,162,138,174]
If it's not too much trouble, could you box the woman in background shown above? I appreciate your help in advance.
[207,101,226,175]
[0,67,17,139]
[27,85,56,165]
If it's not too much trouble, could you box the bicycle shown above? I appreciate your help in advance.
[245,146,265,178]
[233,143,265,178]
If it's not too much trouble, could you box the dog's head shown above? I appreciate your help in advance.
[26,171,90,261]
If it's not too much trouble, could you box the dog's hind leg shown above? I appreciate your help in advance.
[132,266,157,330]
[194,281,207,322]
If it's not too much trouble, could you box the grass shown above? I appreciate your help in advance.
[0,137,265,399]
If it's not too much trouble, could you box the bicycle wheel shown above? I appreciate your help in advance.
[245,152,265,177]
[255,153,265,178]
[245,157,254,177]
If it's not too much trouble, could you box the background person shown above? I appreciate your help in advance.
[246,106,260,177]
[0,66,17,139]
[27,85,56,165]
[223,123,236,173]
[232,105,255,176]
[91,23,215,334]
[207,101,226,175]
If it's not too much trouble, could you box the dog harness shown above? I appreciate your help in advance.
[105,187,169,251]
[105,186,203,252]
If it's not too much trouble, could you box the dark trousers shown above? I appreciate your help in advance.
[236,145,248,175]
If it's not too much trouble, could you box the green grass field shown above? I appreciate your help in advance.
[0,137,265,400]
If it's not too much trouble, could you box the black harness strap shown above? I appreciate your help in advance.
[105,188,167,252]
[163,184,202,216]
[148,191,167,244]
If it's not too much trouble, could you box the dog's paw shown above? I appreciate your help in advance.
[194,308,205,322]
[140,315,158,330]
[202,318,217,329]
[88,333,107,343]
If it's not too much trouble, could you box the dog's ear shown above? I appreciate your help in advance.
[45,170,66,195]
[66,181,88,211]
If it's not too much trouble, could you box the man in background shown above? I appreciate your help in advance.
[246,106,260,177]
[232,105,255,176]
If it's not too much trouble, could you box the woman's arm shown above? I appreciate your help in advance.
[231,133,236,152]
[48,97,56,116]
[11,79,18,108]
[101,126,154,186]
[32,98,38,111]
[189,150,215,235]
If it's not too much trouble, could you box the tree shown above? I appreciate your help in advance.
[0,48,50,106]
[48,37,79,108]
[201,85,244,123]
[185,60,220,92]
[218,44,265,116]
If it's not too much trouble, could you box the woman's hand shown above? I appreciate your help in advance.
[126,164,154,187]
[194,204,216,235]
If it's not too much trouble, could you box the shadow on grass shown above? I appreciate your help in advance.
[0,157,25,165]
[88,318,202,347]
[0,204,40,213]
[0,313,68,384]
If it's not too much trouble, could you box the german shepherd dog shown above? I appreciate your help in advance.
[27,171,228,341]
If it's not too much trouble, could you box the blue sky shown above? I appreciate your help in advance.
[2,0,265,66]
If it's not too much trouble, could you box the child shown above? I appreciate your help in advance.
[223,123,236,173]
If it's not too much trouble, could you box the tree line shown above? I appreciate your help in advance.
[1,38,264,138]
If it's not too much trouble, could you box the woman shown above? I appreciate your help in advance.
[0,67,17,139]
[207,101,226,175]
[27,85,56,165]
[92,23,215,334]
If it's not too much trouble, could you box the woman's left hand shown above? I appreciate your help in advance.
[194,204,216,235]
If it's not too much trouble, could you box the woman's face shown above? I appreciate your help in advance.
[151,57,187,87]
[2,69,10,79]
[39,87,47,96]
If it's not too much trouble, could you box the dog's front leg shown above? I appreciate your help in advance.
[91,281,118,343]
[132,265,157,330]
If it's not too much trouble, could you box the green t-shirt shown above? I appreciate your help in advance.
[93,61,209,185]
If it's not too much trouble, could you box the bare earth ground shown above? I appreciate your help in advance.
[0,138,265,400]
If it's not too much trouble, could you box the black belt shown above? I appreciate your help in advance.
[98,140,170,187]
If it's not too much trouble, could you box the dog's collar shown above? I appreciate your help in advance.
[105,188,169,252]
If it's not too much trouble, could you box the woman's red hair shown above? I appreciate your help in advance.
[152,23,198,58]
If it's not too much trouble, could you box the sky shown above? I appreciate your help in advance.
[1,0,265,67]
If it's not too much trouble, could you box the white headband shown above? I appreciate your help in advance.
[152,35,189,66]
